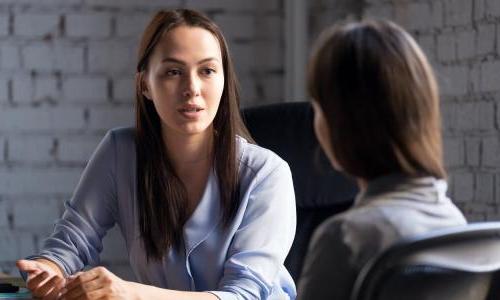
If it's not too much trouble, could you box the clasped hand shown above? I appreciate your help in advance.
[17,260,136,300]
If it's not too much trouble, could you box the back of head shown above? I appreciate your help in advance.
[308,20,446,181]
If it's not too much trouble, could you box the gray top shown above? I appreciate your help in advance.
[297,175,467,300]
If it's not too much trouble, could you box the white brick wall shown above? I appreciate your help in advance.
[65,14,112,38]
[14,14,60,38]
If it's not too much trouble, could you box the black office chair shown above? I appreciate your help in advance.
[351,222,500,300]
[242,101,358,281]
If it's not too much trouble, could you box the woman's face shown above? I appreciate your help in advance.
[312,101,342,171]
[142,25,224,138]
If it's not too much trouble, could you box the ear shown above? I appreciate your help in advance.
[136,72,152,100]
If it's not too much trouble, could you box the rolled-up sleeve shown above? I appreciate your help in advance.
[209,162,297,300]
[28,131,118,276]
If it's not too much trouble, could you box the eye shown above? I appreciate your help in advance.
[200,68,216,76]
[165,69,182,76]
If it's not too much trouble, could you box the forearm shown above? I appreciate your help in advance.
[127,281,219,300]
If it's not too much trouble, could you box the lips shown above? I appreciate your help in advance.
[178,104,204,112]
[177,104,204,119]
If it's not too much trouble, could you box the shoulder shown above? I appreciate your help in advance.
[106,126,135,146]
[237,136,290,181]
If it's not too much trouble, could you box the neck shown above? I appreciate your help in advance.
[162,126,214,173]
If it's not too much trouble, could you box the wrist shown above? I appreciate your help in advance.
[34,258,65,278]
[125,281,141,300]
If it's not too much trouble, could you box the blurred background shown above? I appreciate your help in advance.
[0,0,499,280]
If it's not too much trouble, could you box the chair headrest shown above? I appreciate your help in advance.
[242,102,358,208]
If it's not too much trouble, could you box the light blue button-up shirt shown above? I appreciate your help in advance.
[31,127,297,300]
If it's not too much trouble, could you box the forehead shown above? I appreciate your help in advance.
[154,25,223,61]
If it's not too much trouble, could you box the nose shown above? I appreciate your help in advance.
[182,72,201,99]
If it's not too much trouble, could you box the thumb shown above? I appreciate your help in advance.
[16,260,41,273]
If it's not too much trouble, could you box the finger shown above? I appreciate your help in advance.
[17,259,43,272]
[26,271,50,292]
[43,278,65,300]
[61,278,102,300]
[33,275,63,298]
[65,268,103,291]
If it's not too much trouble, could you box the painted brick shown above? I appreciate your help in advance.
[0,169,81,195]
[1,46,21,70]
[437,64,467,96]
[476,24,495,56]
[65,13,112,38]
[485,0,500,18]
[474,0,486,21]
[0,138,4,163]
[116,14,152,38]
[437,33,455,62]
[230,43,254,75]
[475,173,494,203]
[496,174,500,204]
[431,1,444,28]
[0,230,18,261]
[262,74,283,103]
[0,79,8,103]
[88,41,135,74]
[34,76,59,102]
[364,4,394,19]
[13,199,61,228]
[14,14,60,38]
[400,2,432,31]
[214,15,255,40]
[483,136,500,167]
[8,137,55,163]
[456,30,475,60]
[17,232,36,258]
[444,0,473,26]
[12,74,33,104]
[0,200,9,227]
[480,61,500,92]
[416,34,435,62]
[465,137,481,166]
[23,44,84,73]
[441,102,456,131]
[455,101,495,131]
[0,15,9,37]
[443,137,464,168]
[239,76,257,105]
[0,107,85,132]
[62,76,108,102]
[185,0,280,11]
[254,41,283,70]
[88,106,134,131]
[112,77,134,101]
[469,64,481,92]
[58,136,101,163]
[86,0,181,8]
[453,172,474,202]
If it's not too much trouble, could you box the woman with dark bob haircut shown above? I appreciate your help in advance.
[297,20,466,299]
[17,9,296,300]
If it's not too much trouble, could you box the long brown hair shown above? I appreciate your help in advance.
[308,20,446,181]
[135,9,252,260]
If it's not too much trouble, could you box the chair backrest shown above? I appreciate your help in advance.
[351,222,500,300]
[241,102,358,281]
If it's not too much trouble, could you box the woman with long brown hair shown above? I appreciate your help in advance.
[297,20,466,299]
[17,9,296,300]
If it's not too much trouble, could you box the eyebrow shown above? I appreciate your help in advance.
[160,57,220,65]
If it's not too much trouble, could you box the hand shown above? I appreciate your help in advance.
[60,266,137,300]
[16,259,66,300]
